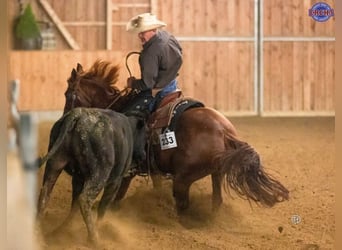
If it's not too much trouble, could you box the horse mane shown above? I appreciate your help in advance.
[80,60,121,95]
[75,60,139,111]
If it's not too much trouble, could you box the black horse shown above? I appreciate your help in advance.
[37,107,146,244]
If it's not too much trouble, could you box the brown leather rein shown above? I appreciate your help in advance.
[104,51,141,109]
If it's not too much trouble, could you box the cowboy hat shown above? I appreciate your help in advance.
[126,13,166,33]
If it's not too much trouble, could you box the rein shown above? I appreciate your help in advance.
[105,51,141,109]
[105,87,128,109]
[125,51,141,77]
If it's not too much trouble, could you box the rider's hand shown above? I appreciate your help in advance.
[127,77,136,88]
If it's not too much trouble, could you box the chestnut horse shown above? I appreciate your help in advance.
[64,60,289,213]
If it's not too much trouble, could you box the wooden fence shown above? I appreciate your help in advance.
[8,0,335,115]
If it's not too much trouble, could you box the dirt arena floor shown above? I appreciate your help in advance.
[35,116,335,250]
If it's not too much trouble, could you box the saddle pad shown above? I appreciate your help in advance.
[149,97,204,130]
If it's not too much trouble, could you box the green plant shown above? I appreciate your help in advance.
[15,3,41,39]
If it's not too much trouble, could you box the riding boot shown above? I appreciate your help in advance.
[138,164,149,176]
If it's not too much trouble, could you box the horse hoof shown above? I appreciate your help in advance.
[87,236,99,248]
[176,204,189,215]
[110,201,121,212]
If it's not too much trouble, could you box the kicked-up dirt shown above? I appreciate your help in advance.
[35,117,335,250]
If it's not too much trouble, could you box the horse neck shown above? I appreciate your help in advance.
[77,80,115,109]
[110,92,139,112]
[77,78,137,111]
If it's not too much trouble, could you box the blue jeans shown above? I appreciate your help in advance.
[149,79,178,112]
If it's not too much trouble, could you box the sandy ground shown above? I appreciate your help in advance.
[35,117,335,250]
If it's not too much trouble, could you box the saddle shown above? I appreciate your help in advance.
[148,90,204,131]
[143,90,204,176]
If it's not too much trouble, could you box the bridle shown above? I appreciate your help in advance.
[67,51,142,111]
[104,51,141,109]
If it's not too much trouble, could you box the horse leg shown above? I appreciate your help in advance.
[37,159,66,221]
[151,174,163,189]
[172,176,191,214]
[211,172,224,212]
[78,180,104,245]
[52,173,84,233]
[98,178,123,219]
[112,175,133,210]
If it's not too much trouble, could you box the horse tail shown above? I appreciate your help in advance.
[216,139,289,207]
[38,111,79,167]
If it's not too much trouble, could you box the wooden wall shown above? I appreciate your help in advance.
[263,42,335,114]
[8,0,335,115]
[262,0,335,115]
[9,51,126,111]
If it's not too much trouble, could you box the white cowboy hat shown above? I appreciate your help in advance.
[126,13,166,33]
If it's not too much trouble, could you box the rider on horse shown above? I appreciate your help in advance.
[124,13,204,176]
[125,13,183,113]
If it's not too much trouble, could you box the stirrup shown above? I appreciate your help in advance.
[138,172,149,177]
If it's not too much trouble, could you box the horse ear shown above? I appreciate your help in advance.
[71,68,77,80]
[76,63,84,73]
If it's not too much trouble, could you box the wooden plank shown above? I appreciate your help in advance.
[292,0,302,36]
[63,21,106,26]
[236,42,254,111]
[178,42,195,97]
[239,0,252,36]
[270,0,282,36]
[106,0,112,50]
[228,42,237,110]
[204,42,216,107]
[192,42,206,103]
[261,111,335,117]
[38,0,80,50]
[314,42,324,110]
[216,0,229,35]
[325,42,335,110]
[263,0,271,36]
[113,3,149,8]
[281,42,294,111]
[281,1,292,36]
[262,42,271,112]
[226,0,235,35]
[193,0,205,35]
[182,0,194,36]
[172,0,182,34]
[215,42,227,110]
[303,0,312,36]
[205,0,216,36]
[150,0,158,15]
[244,42,252,110]
[267,43,282,111]
[292,42,304,111]
[303,42,313,110]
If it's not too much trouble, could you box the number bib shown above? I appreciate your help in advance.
[159,131,177,150]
